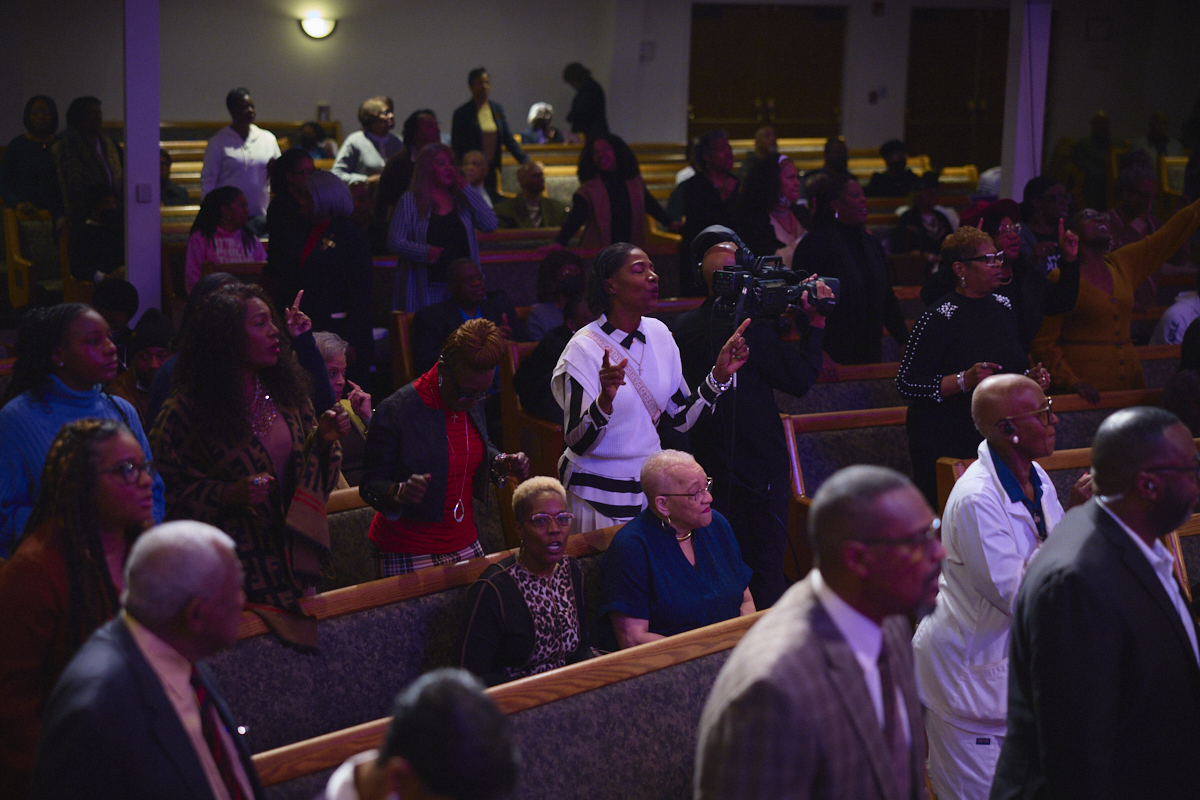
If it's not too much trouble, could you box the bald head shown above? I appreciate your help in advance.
[517,160,546,195]
[972,374,1042,437]
[700,242,738,294]
[808,465,913,569]
[1092,407,1184,496]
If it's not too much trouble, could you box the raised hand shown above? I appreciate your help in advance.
[346,380,372,424]
[286,291,312,337]
[713,319,752,384]
[1026,362,1051,391]
[598,350,627,415]
[1058,217,1080,261]
[499,313,514,340]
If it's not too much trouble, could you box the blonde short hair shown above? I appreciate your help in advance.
[940,226,994,265]
[512,476,566,521]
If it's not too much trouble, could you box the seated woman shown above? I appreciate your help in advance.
[0,95,62,217]
[298,170,375,385]
[600,450,754,649]
[0,304,164,558]
[554,133,676,249]
[152,284,348,650]
[314,332,372,487]
[0,419,154,798]
[388,142,498,312]
[733,154,809,270]
[521,102,564,144]
[333,97,403,186]
[184,185,267,293]
[297,121,337,160]
[526,249,584,341]
[897,227,1050,505]
[360,319,529,577]
[263,149,315,312]
[458,477,590,685]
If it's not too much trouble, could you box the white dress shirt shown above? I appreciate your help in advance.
[200,124,280,217]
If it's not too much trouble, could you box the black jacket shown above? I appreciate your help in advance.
[298,216,375,386]
[513,324,572,423]
[411,293,529,376]
[732,203,812,263]
[450,100,526,175]
[359,380,498,524]
[566,78,609,138]
[264,191,310,314]
[29,617,265,800]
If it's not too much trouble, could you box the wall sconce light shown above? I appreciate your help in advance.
[300,12,336,39]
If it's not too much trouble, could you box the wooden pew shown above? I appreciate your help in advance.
[499,341,563,481]
[250,611,762,800]
[207,524,620,755]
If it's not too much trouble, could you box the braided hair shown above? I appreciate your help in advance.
[3,303,92,406]
[189,186,259,257]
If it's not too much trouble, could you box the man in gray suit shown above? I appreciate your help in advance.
[695,465,943,800]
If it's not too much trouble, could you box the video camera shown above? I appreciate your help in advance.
[694,226,840,322]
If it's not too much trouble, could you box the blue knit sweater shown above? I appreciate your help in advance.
[0,375,165,557]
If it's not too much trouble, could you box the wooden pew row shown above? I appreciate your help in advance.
[251,611,762,800]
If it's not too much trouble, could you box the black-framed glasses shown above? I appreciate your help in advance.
[659,477,714,503]
[527,512,575,530]
[995,398,1054,430]
[962,252,1005,267]
[850,518,941,547]
[1143,456,1200,480]
[100,459,157,485]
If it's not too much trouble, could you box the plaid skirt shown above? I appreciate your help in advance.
[373,539,485,578]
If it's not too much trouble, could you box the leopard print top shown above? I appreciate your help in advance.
[503,557,581,680]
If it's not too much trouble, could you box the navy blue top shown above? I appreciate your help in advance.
[599,508,752,638]
[990,442,1048,540]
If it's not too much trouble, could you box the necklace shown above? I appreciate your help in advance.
[249,376,278,438]
[675,530,693,542]
[446,412,470,522]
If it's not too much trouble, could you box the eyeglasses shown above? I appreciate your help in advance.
[850,518,941,548]
[527,512,575,530]
[995,398,1054,430]
[659,477,714,503]
[100,459,157,485]
[997,223,1021,235]
[962,252,1005,267]
[1143,456,1200,481]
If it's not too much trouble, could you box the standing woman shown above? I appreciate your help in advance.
[151,284,348,649]
[554,133,677,250]
[199,88,280,234]
[264,149,315,311]
[0,304,164,558]
[733,154,810,270]
[388,143,498,312]
[359,319,529,577]
[0,420,154,799]
[678,131,739,295]
[53,97,122,234]
[0,95,62,217]
[183,185,267,293]
[552,243,750,532]
[897,227,1049,505]
[333,96,404,186]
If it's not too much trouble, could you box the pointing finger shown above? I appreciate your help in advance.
[735,318,752,337]
[292,290,304,309]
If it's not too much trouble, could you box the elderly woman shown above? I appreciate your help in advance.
[898,227,1049,505]
[388,142,498,312]
[152,284,348,650]
[297,170,375,384]
[522,102,563,144]
[458,477,590,685]
[734,154,809,270]
[794,173,908,364]
[315,332,372,487]
[0,304,164,558]
[0,419,155,798]
[0,95,62,216]
[553,243,750,532]
[914,374,1083,800]
[200,88,281,233]
[554,133,676,249]
[600,450,754,649]
[360,319,529,577]
[333,97,404,186]
[183,186,267,292]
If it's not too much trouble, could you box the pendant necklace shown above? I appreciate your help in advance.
[249,375,277,438]
[446,412,470,522]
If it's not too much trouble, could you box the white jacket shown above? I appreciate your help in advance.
[913,440,1065,731]
[1150,290,1200,345]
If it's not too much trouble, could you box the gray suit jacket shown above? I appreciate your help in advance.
[695,574,927,800]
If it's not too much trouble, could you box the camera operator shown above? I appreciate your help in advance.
[673,233,832,608]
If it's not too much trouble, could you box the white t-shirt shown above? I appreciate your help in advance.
[200,124,281,217]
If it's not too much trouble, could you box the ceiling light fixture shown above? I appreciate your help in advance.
[300,12,336,39]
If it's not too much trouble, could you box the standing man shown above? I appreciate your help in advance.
[991,406,1200,800]
[451,68,527,202]
[695,465,942,800]
[29,522,263,800]
[563,62,608,142]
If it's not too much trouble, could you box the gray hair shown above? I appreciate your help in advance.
[313,330,349,362]
[512,476,566,521]
[808,465,913,568]
[307,169,353,218]
[1092,406,1182,495]
[640,449,698,500]
[527,102,553,127]
[122,521,238,627]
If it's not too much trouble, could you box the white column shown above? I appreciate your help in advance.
[1000,0,1052,200]
[124,0,160,319]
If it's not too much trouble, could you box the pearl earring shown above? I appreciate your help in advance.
[1012,435,1019,444]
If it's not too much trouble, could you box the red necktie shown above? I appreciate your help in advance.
[190,667,247,800]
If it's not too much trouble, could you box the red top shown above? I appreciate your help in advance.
[368,363,484,555]
[300,218,333,265]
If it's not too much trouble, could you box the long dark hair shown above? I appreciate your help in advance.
[740,155,785,215]
[189,186,259,255]
[586,242,640,315]
[175,284,310,440]
[21,419,137,648]
[578,133,640,182]
[3,303,92,406]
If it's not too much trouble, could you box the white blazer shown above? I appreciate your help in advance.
[913,440,1065,731]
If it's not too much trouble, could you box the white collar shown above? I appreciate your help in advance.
[811,568,883,663]
[1096,498,1175,573]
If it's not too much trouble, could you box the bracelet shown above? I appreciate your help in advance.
[956,371,968,394]
[707,369,735,393]
[491,453,509,483]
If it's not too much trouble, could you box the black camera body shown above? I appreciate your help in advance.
[698,226,839,322]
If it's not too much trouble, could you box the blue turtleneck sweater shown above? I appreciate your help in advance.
[0,375,165,557]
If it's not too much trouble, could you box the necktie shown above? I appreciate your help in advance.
[878,640,913,799]
[190,667,247,800]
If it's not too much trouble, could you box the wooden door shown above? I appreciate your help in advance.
[904,8,1009,169]
[688,4,846,141]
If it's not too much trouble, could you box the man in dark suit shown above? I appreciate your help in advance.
[29,521,263,800]
[990,407,1200,800]
[450,67,527,201]
[695,465,942,800]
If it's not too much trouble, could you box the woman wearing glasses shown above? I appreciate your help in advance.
[600,450,754,649]
[458,477,590,685]
[360,319,529,578]
[898,227,1050,506]
[0,419,154,797]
